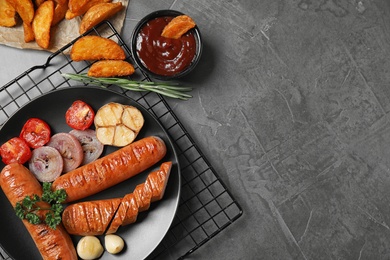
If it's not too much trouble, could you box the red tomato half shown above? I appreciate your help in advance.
[65,100,95,130]
[0,137,32,165]
[20,118,51,149]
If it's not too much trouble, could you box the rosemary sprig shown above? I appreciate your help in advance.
[62,73,193,100]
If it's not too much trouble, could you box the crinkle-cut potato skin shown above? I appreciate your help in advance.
[79,2,123,34]
[32,0,54,49]
[0,0,16,27]
[88,60,135,77]
[70,35,126,61]
[161,15,196,39]
[94,102,144,147]
[66,0,112,20]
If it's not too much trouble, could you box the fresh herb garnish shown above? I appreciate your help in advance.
[62,73,193,100]
[14,182,67,229]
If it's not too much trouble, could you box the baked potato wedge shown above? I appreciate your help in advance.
[23,21,34,42]
[54,0,67,5]
[66,0,111,20]
[79,2,123,34]
[7,0,34,23]
[0,0,16,27]
[7,0,35,42]
[52,0,68,26]
[70,35,126,61]
[161,15,196,39]
[68,0,87,12]
[32,0,54,49]
[94,102,144,147]
[34,0,46,7]
[87,60,135,77]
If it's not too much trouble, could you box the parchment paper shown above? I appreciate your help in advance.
[0,0,128,53]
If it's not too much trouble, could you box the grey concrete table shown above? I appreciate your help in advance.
[2,0,390,259]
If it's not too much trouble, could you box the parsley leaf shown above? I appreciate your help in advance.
[26,212,41,225]
[14,182,67,229]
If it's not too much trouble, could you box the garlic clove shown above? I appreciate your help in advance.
[77,236,104,260]
[104,234,125,254]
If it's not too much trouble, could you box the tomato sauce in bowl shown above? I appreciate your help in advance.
[131,10,202,80]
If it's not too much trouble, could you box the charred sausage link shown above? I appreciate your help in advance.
[52,136,167,203]
[0,163,77,260]
[62,161,172,235]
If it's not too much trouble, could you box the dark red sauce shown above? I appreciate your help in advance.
[136,16,197,76]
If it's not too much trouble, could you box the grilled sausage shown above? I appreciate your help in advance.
[0,163,77,260]
[62,161,172,235]
[52,136,167,203]
[62,198,122,236]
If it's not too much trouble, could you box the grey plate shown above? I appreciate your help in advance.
[0,86,181,260]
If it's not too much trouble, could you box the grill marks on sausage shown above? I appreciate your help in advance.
[71,147,138,186]
[37,227,49,237]
[52,136,167,203]
[0,164,77,260]
[62,161,172,235]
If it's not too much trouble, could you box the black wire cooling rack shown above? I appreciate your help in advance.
[0,21,242,260]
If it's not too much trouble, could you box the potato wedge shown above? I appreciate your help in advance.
[23,21,34,42]
[66,0,111,20]
[79,2,122,34]
[0,0,16,27]
[32,0,54,49]
[54,0,67,5]
[51,0,68,26]
[161,15,196,39]
[68,0,87,12]
[34,0,46,7]
[70,35,126,61]
[7,0,35,42]
[88,60,134,77]
[64,10,77,20]
[8,0,34,23]
[94,102,144,147]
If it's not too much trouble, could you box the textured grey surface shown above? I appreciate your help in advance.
[1,0,390,259]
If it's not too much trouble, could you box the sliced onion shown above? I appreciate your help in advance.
[47,133,83,173]
[29,146,63,182]
[69,129,104,165]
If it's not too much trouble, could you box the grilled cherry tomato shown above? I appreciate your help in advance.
[0,137,32,165]
[20,118,51,149]
[65,100,95,130]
